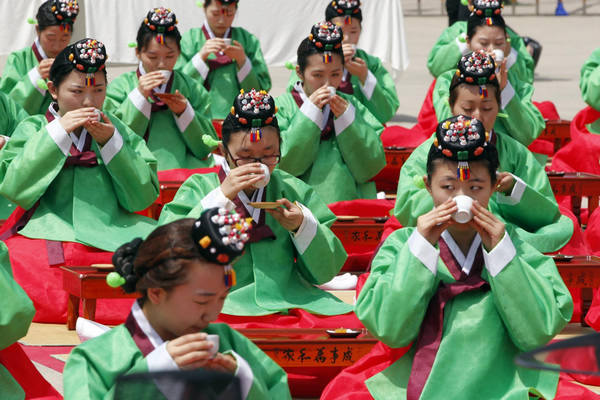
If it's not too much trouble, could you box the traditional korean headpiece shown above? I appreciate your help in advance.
[66,38,107,87]
[472,0,504,17]
[308,21,343,64]
[325,0,362,24]
[433,115,490,181]
[229,89,278,142]
[49,0,79,32]
[144,7,178,45]
[450,50,498,99]
[191,208,251,287]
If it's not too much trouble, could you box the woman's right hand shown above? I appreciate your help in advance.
[199,39,226,61]
[166,332,215,370]
[308,85,333,109]
[38,58,54,80]
[221,163,266,200]
[59,107,98,133]
[416,198,458,245]
[138,71,167,98]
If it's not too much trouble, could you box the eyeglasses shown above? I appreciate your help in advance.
[223,146,280,167]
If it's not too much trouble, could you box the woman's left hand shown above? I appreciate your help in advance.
[495,172,516,195]
[469,201,505,252]
[223,40,247,68]
[202,353,237,374]
[329,94,349,118]
[266,198,304,232]
[346,57,368,85]
[159,90,188,116]
[497,59,508,91]
[85,111,115,146]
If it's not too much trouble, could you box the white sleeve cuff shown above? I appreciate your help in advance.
[501,81,516,110]
[230,350,254,400]
[192,53,210,80]
[201,186,236,211]
[482,231,516,277]
[146,342,179,371]
[496,174,527,205]
[456,34,469,55]
[407,230,440,275]
[300,100,324,128]
[334,103,356,136]
[236,58,252,82]
[506,47,518,70]
[28,67,46,95]
[128,87,152,119]
[359,70,377,100]
[291,202,318,255]
[46,119,72,156]
[99,128,123,164]
[174,101,195,132]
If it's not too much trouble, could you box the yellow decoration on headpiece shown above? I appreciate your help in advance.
[231,106,235,115]
[199,236,211,248]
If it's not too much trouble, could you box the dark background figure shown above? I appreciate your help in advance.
[446,0,470,26]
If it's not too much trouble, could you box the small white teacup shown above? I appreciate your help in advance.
[222,38,232,46]
[452,195,473,223]
[157,69,172,82]
[252,163,271,189]
[93,108,102,122]
[328,86,337,97]
[206,334,220,358]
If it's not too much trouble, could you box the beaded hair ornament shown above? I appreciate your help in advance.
[191,208,252,287]
[452,50,498,99]
[144,7,178,45]
[50,0,79,32]
[328,0,361,24]
[67,38,107,87]
[472,0,504,17]
[230,89,278,143]
[308,21,343,64]
[433,115,490,181]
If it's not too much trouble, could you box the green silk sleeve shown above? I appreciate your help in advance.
[103,75,151,138]
[427,22,465,78]
[238,33,272,92]
[0,52,46,115]
[580,48,600,110]
[158,173,220,225]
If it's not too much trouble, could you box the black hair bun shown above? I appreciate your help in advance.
[454,50,498,88]
[144,7,178,33]
[218,0,239,4]
[472,0,504,16]
[433,115,489,161]
[49,0,79,26]
[326,0,362,22]
[111,238,144,293]
[66,38,107,74]
[308,21,343,51]
[230,89,277,128]
[192,207,250,266]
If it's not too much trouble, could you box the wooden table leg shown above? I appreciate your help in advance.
[572,196,582,225]
[581,288,593,327]
[82,298,97,322]
[67,294,80,331]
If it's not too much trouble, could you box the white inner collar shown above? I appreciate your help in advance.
[441,230,482,275]
[131,300,164,349]
[48,104,89,151]
[293,81,331,131]
[216,155,263,222]
[34,37,48,60]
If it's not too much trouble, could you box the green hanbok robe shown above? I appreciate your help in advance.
[63,302,291,399]
[0,241,36,400]
[580,47,600,134]
[104,67,217,170]
[434,68,545,147]
[159,161,352,316]
[357,226,572,399]
[176,23,271,119]
[0,39,54,115]
[276,83,386,204]
[0,108,158,250]
[427,22,534,84]
[393,131,573,253]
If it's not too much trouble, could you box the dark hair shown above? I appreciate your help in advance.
[448,73,501,109]
[204,0,239,9]
[466,13,507,39]
[113,219,205,298]
[325,6,363,23]
[49,47,107,88]
[221,116,280,146]
[136,22,182,51]
[297,38,345,74]
[426,142,499,184]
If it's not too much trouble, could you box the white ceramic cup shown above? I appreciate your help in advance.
[157,69,171,81]
[206,334,219,358]
[493,49,504,65]
[252,163,271,189]
[222,38,232,46]
[452,195,473,223]
[328,86,337,97]
[94,108,102,122]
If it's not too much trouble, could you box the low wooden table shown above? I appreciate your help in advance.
[60,266,139,330]
[539,119,571,153]
[548,172,600,224]
[373,146,415,194]
[331,217,387,250]
[556,255,600,325]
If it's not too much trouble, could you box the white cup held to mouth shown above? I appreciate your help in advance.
[327,86,337,98]
[206,334,219,358]
[222,38,232,46]
[93,108,102,122]
[157,69,172,81]
[252,163,271,189]
[452,195,473,223]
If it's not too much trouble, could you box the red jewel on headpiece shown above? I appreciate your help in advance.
[442,149,453,157]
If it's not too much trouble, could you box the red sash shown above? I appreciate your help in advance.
[31,42,45,63]
[201,25,233,91]
[290,87,335,141]
[338,72,354,95]
[124,307,156,357]
[406,237,489,400]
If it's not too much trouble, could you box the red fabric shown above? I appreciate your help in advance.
[216,309,363,330]
[534,101,561,121]
[212,120,223,139]
[380,80,438,148]
[5,234,133,324]
[157,167,220,183]
[584,207,600,257]
[0,343,62,399]
[571,106,600,140]
[528,138,555,157]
